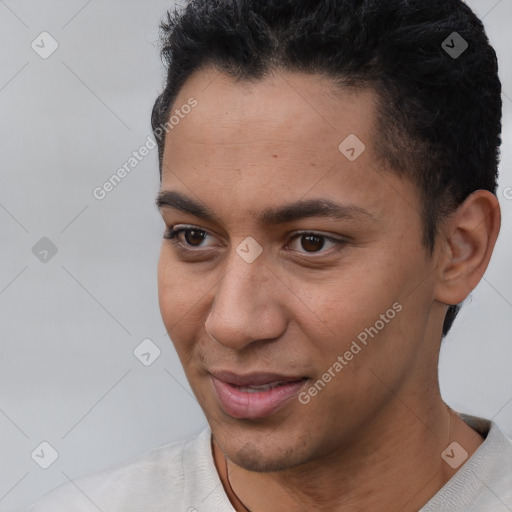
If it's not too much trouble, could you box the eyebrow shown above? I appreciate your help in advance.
[156,190,375,226]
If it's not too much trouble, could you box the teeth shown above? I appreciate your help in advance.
[237,382,284,393]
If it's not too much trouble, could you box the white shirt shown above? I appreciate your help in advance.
[28,414,512,511]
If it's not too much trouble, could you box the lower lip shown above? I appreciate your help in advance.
[210,376,308,419]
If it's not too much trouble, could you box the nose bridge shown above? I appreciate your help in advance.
[205,245,283,348]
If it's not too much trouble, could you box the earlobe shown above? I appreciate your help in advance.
[435,190,501,306]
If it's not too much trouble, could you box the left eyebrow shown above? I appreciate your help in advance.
[156,190,376,226]
[259,197,376,225]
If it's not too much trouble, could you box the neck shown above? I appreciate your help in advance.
[212,398,484,512]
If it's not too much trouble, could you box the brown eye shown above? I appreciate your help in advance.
[164,227,212,248]
[300,234,325,252]
[287,231,345,256]
[184,229,207,246]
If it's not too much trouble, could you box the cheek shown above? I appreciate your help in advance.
[157,249,198,333]
[157,249,175,316]
[291,268,397,340]
[157,248,217,360]
[293,252,423,363]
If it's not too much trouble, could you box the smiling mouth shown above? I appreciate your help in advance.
[209,372,309,419]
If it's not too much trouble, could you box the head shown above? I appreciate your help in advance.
[153,0,501,471]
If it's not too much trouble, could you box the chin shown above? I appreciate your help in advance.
[211,419,311,473]
[231,446,306,473]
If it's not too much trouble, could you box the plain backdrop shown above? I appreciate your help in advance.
[0,0,511,510]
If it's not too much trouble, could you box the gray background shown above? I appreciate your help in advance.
[0,0,511,510]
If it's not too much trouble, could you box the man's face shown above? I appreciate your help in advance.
[157,67,442,472]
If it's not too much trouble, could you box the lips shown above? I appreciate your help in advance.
[209,370,308,419]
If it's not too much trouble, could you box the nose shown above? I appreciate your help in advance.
[204,249,287,351]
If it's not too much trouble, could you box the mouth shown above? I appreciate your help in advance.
[209,370,309,419]
[234,381,294,392]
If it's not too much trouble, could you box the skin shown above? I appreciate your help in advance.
[157,66,501,511]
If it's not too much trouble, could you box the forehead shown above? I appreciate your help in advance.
[160,67,419,230]
[162,67,378,179]
[166,66,377,155]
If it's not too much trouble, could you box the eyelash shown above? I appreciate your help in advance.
[163,225,347,257]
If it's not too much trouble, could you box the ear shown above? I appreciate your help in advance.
[435,190,501,306]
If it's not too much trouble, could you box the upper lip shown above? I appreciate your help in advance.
[210,370,307,386]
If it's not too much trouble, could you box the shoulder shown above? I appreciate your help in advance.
[421,414,512,511]
[27,428,211,512]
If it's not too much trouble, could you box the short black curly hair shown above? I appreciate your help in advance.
[151,0,502,337]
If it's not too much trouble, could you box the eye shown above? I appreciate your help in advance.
[286,231,346,254]
[164,226,215,248]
